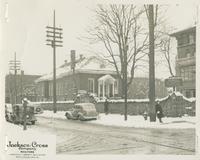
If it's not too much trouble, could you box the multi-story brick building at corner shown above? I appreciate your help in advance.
[5,74,41,103]
[171,26,196,98]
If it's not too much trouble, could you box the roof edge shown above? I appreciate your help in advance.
[170,26,196,37]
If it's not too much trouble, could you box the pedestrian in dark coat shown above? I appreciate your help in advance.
[104,98,109,115]
[155,101,163,123]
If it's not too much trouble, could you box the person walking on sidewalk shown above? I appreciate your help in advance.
[155,100,163,123]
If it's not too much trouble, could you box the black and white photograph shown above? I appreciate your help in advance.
[0,0,199,159]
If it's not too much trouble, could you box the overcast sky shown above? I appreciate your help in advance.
[0,0,198,79]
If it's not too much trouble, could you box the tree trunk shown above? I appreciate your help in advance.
[124,45,128,121]
[148,5,156,122]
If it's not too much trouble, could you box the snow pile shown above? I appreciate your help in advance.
[5,121,41,134]
[37,111,195,129]
[170,91,196,102]
[98,98,149,103]
[31,101,74,104]
[89,114,195,129]
[37,111,66,120]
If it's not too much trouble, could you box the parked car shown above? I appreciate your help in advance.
[26,100,44,114]
[5,103,37,125]
[65,103,98,121]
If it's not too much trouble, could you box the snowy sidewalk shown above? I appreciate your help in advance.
[37,111,196,129]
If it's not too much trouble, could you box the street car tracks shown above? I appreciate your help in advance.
[36,117,195,154]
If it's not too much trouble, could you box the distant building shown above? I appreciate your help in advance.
[128,77,167,99]
[171,26,196,98]
[5,74,41,103]
[35,54,167,101]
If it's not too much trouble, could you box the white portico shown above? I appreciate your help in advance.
[98,74,117,98]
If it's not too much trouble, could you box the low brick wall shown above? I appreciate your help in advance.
[34,101,74,111]
[95,101,148,115]
[35,100,149,115]
[34,95,195,117]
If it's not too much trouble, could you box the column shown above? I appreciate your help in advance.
[107,83,110,98]
[102,80,105,98]
[98,81,100,97]
[113,81,115,97]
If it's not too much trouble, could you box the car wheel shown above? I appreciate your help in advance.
[65,113,70,119]
[78,115,84,121]
[12,116,18,124]
[5,115,9,121]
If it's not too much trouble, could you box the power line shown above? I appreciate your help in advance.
[46,10,63,113]
[9,52,21,104]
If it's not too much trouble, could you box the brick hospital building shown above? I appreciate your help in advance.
[171,26,196,98]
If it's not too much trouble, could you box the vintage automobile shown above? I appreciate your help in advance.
[32,104,44,114]
[65,103,98,121]
[5,103,37,125]
[25,100,44,114]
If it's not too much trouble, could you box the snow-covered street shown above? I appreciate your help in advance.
[37,111,196,129]
[4,113,195,154]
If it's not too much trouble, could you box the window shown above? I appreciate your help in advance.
[49,83,53,96]
[189,34,194,44]
[186,49,190,58]
[56,83,59,95]
[178,34,189,46]
[88,78,95,93]
[178,47,195,59]
[185,90,195,98]
[41,83,44,96]
[180,66,195,81]
[193,90,196,97]
[100,84,103,96]
[114,80,118,94]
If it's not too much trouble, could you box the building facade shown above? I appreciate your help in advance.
[35,56,120,101]
[35,55,167,101]
[128,77,167,99]
[171,26,196,98]
[5,74,41,104]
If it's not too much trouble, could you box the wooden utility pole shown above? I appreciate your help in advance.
[46,10,63,113]
[148,5,156,122]
[20,70,24,101]
[23,98,28,130]
[9,52,20,104]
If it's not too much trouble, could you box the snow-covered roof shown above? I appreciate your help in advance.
[35,56,116,83]
[168,91,196,102]
[170,26,196,37]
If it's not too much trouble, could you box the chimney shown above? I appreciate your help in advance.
[71,50,76,69]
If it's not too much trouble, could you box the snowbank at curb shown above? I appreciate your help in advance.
[37,111,195,129]
[5,121,41,135]
[89,114,195,129]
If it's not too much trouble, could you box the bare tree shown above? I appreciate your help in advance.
[160,36,175,77]
[87,5,149,120]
